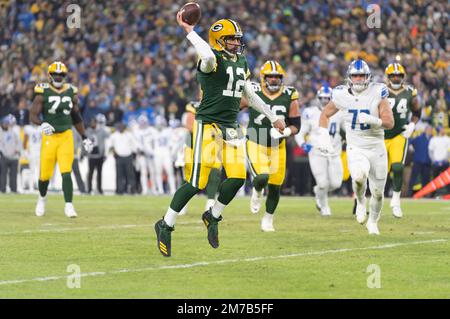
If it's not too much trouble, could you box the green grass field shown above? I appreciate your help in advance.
[0,194,449,299]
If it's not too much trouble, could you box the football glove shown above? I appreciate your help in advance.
[82,138,94,153]
[401,122,415,139]
[41,122,55,136]
[270,127,292,139]
[316,127,333,154]
[301,143,313,153]
[357,112,382,128]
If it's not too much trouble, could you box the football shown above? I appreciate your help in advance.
[181,2,201,26]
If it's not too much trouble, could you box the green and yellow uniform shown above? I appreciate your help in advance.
[384,85,417,169]
[188,49,250,189]
[34,82,77,181]
[246,82,298,186]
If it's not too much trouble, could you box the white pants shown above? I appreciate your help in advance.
[154,150,176,195]
[309,152,343,191]
[347,143,387,202]
[137,154,157,195]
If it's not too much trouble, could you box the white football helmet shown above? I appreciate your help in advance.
[347,59,371,93]
[317,85,332,110]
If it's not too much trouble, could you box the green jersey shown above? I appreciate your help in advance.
[384,85,417,139]
[247,82,299,146]
[34,83,78,133]
[196,49,250,127]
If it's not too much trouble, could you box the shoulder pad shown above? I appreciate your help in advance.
[70,84,78,94]
[407,85,417,97]
[34,83,49,93]
[286,86,299,100]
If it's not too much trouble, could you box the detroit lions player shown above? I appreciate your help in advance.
[296,86,344,216]
[318,60,394,234]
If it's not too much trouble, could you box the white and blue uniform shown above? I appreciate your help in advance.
[331,82,389,201]
[297,105,344,191]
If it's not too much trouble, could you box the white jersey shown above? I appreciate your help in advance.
[331,82,388,148]
[23,124,42,156]
[154,127,173,153]
[297,106,344,156]
[134,126,158,157]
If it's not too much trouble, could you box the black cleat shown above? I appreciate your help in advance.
[202,209,222,248]
[154,218,174,257]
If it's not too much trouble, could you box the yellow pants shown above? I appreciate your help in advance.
[40,129,74,181]
[186,121,245,189]
[385,134,408,171]
[246,139,286,186]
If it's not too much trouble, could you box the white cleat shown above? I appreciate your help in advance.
[250,188,263,214]
[366,220,380,235]
[354,198,367,224]
[64,203,78,218]
[35,196,46,217]
[320,206,332,216]
[391,205,403,218]
[261,213,275,232]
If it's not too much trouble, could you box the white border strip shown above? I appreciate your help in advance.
[0,239,446,286]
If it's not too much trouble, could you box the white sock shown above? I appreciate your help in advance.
[205,199,216,211]
[392,191,401,202]
[263,212,273,221]
[316,186,328,208]
[164,207,178,227]
[39,195,46,201]
[211,201,226,218]
[369,195,383,222]
[65,202,73,208]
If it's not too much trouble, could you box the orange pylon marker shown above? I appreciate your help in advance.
[413,167,450,199]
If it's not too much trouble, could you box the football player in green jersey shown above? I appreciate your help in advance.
[30,61,93,218]
[242,60,300,231]
[384,63,421,218]
[154,12,285,257]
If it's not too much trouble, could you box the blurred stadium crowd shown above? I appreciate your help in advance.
[0,0,448,196]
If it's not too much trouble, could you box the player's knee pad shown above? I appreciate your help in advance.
[352,167,368,185]
[371,188,384,200]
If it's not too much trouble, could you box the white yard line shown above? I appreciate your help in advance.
[0,239,446,286]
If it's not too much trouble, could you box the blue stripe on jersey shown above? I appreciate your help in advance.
[381,87,388,98]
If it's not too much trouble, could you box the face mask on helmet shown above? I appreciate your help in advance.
[49,72,66,88]
[264,75,283,93]
[347,60,371,93]
[349,73,371,93]
[220,36,245,55]
[388,74,404,90]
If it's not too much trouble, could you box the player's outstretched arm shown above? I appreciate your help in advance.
[243,81,285,132]
[176,10,216,74]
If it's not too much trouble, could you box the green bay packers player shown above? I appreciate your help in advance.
[30,61,93,218]
[179,101,222,215]
[242,61,300,231]
[384,63,421,218]
[154,13,285,257]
